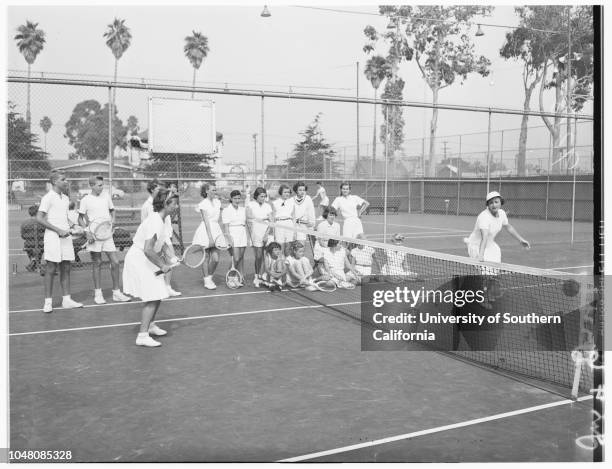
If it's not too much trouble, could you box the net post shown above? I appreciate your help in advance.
[383,104,389,241]
[486,110,491,193]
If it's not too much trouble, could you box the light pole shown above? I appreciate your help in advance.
[252,133,258,184]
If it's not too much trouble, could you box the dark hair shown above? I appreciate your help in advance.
[229,190,241,199]
[69,201,76,210]
[486,197,505,206]
[152,188,178,212]
[253,187,267,200]
[49,171,65,185]
[200,183,215,198]
[316,181,322,185]
[278,184,291,196]
[327,238,340,248]
[266,241,282,255]
[146,179,160,195]
[322,206,337,219]
[339,181,350,192]
[88,175,104,186]
[290,241,304,255]
[293,181,307,193]
[28,205,39,217]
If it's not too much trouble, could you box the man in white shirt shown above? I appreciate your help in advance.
[36,171,83,313]
[78,176,130,304]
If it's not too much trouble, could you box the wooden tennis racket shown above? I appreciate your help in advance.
[214,234,229,251]
[225,257,244,289]
[87,218,113,242]
[154,244,206,275]
[314,279,337,292]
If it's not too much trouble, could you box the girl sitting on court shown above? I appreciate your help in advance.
[285,241,317,291]
[349,233,375,279]
[262,241,286,290]
[379,234,418,279]
[321,238,358,288]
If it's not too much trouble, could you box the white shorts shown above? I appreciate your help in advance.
[228,226,248,248]
[43,230,75,263]
[274,219,294,244]
[86,237,117,253]
[342,217,364,238]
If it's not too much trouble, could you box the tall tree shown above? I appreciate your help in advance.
[7,102,50,179]
[39,116,52,153]
[184,31,210,98]
[525,6,593,173]
[286,113,339,178]
[64,99,127,160]
[364,55,390,161]
[500,20,546,176]
[104,18,132,108]
[380,77,406,157]
[14,21,46,128]
[364,6,492,176]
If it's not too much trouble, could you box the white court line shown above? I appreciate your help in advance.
[369,234,468,240]
[278,395,592,462]
[9,289,276,314]
[551,265,593,271]
[9,301,362,336]
[363,221,465,233]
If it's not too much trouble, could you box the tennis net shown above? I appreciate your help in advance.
[262,220,598,396]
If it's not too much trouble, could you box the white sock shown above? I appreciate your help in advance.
[137,332,149,338]
[95,289,102,296]
[63,295,70,301]
[44,298,52,304]
[112,289,120,294]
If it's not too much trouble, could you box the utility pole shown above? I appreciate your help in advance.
[356,61,360,174]
[252,133,258,184]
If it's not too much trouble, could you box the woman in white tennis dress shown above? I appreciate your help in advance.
[331,182,370,238]
[193,183,223,290]
[123,188,178,347]
[292,181,315,241]
[272,184,295,253]
[222,189,247,285]
[465,191,530,264]
[246,187,273,287]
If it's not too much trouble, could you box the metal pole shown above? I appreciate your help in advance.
[421,137,425,213]
[566,6,572,183]
[261,96,265,184]
[383,105,389,242]
[343,148,347,178]
[486,110,491,193]
[252,134,257,184]
[545,133,551,220]
[356,61,360,173]
[457,134,462,216]
[499,130,504,191]
[108,86,113,192]
[571,114,578,246]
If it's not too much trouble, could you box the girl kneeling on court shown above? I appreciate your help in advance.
[262,241,285,290]
[285,241,317,291]
[322,238,358,288]
[123,188,178,347]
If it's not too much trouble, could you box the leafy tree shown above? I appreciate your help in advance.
[380,77,406,157]
[286,113,339,178]
[64,99,127,160]
[39,116,52,153]
[7,102,50,179]
[364,55,390,160]
[364,6,492,175]
[104,18,132,108]
[14,21,45,128]
[184,31,210,98]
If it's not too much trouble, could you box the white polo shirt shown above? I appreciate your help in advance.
[39,190,70,231]
[79,193,114,222]
[332,195,365,219]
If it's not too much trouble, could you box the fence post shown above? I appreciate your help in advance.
[571,114,578,246]
[108,86,113,193]
[545,133,552,220]
[261,95,265,184]
[498,129,504,191]
[408,180,411,213]
[486,110,491,193]
[383,105,389,242]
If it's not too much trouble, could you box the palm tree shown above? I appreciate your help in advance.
[184,31,210,98]
[15,21,46,128]
[39,116,52,153]
[104,18,132,108]
[364,55,389,161]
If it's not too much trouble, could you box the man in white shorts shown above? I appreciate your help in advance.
[36,172,83,313]
[78,176,131,304]
[313,181,329,221]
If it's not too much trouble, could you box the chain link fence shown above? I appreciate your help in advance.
[7,77,594,273]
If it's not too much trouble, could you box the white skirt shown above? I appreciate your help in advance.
[274,219,294,244]
[342,217,364,238]
[192,221,223,247]
[122,247,170,302]
[249,221,270,248]
[467,240,501,275]
[228,225,248,248]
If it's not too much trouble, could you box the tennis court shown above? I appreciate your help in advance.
[8,207,597,462]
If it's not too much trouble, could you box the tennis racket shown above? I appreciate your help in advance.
[214,234,229,251]
[269,257,287,279]
[88,218,113,242]
[154,244,206,275]
[225,257,243,289]
[314,279,337,292]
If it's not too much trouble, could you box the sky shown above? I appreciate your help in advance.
[6,4,594,171]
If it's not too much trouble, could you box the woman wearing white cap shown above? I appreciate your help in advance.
[465,191,530,263]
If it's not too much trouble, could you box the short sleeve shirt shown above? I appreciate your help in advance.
[331,195,365,219]
[351,245,375,267]
[78,193,114,222]
[132,213,168,251]
[467,209,509,245]
[316,220,341,237]
[141,197,154,222]
[39,190,70,231]
[222,205,246,226]
[248,201,273,221]
[316,187,329,205]
[196,198,221,223]
[272,198,294,219]
[323,247,347,273]
[293,195,315,224]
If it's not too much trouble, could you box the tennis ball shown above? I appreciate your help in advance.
[562,279,580,297]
